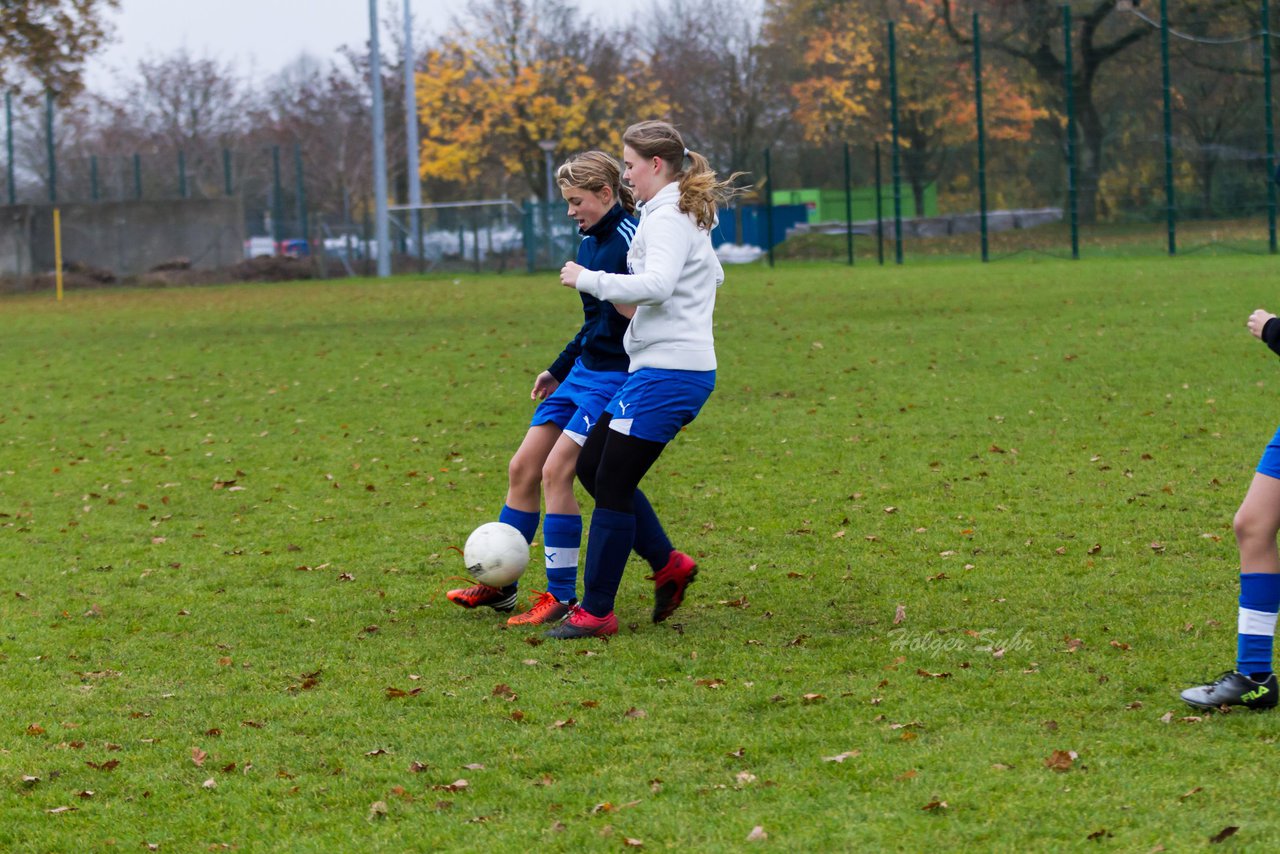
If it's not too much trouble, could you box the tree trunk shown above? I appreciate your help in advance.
[1074,92,1105,224]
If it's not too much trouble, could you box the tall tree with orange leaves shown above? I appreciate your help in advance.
[416,0,665,201]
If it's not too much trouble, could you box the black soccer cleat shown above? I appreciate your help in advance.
[1180,670,1278,711]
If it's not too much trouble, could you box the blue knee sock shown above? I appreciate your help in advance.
[497,505,540,593]
[1237,573,1280,678]
[498,505,540,544]
[542,513,581,603]
[580,508,636,618]
[631,489,674,572]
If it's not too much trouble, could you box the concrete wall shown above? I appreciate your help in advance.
[0,198,244,277]
[0,206,35,276]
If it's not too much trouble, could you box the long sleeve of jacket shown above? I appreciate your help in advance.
[575,214,691,306]
[1264,317,1280,358]
[547,309,591,382]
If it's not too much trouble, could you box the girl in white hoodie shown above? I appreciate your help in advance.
[548,121,739,639]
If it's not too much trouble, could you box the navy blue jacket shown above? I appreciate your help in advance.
[547,203,637,381]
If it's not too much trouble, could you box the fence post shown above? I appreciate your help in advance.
[294,143,308,246]
[887,21,904,265]
[972,12,989,262]
[843,141,854,266]
[178,149,187,198]
[764,147,775,268]
[133,153,142,200]
[1159,0,1176,255]
[874,141,885,266]
[90,155,99,201]
[1265,0,1277,253]
[523,201,536,273]
[45,90,55,203]
[1062,5,1080,260]
[5,92,14,205]
[271,145,284,246]
[224,148,234,196]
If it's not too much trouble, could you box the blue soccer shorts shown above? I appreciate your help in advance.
[604,368,716,443]
[531,364,629,446]
[1257,423,1280,479]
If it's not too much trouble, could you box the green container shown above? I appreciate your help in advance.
[772,186,938,222]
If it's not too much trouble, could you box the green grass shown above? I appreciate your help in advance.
[3,255,1280,850]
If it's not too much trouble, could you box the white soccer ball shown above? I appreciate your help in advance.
[463,522,529,587]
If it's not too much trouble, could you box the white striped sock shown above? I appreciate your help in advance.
[1239,607,1279,637]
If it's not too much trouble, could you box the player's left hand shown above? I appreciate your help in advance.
[560,262,584,288]
[531,371,559,400]
[1248,308,1276,340]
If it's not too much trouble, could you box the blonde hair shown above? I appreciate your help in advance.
[622,120,744,230]
[556,150,636,215]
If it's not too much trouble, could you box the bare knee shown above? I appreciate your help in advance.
[508,450,542,493]
[1235,505,1280,549]
[543,453,576,493]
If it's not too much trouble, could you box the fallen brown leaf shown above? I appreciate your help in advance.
[916,669,951,679]
[1209,826,1238,844]
[1044,750,1077,772]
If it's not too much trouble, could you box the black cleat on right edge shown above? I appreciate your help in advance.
[1180,670,1278,710]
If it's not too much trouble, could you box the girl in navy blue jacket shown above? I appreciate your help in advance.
[448,151,694,626]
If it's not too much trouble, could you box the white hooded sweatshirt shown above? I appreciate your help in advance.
[573,182,724,372]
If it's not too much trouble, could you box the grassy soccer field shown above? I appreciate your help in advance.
[2,255,1279,850]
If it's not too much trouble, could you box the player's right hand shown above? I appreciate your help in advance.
[531,371,559,400]
[1248,308,1276,340]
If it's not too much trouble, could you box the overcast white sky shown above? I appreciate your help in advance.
[86,0,639,91]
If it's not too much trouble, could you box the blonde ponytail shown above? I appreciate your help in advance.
[622,121,745,230]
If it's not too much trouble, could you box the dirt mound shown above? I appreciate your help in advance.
[64,260,117,284]
[227,255,315,282]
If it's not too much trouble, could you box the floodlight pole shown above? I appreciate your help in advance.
[403,0,423,266]
[538,140,558,205]
[369,0,391,277]
[538,139,558,263]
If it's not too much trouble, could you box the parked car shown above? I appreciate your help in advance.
[279,239,309,258]
[244,236,275,258]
